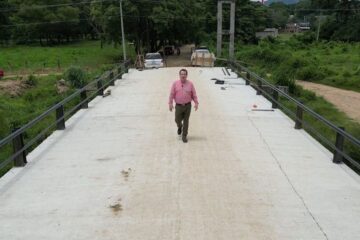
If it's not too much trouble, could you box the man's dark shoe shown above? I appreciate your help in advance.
[182,135,188,143]
[177,127,182,135]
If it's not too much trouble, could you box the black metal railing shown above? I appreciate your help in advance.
[0,60,131,174]
[222,60,360,172]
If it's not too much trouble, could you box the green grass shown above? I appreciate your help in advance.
[236,37,360,92]
[214,34,360,169]
[278,33,294,41]
[0,74,64,176]
[0,41,133,75]
[0,40,133,177]
[0,71,117,177]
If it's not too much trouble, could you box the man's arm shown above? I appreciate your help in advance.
[168,82,175,111]
[191,83,199,111]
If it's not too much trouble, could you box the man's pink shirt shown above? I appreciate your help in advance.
[169,80,199,106]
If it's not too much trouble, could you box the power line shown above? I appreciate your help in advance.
[0,0,111,13]
[0,0,166,13]
[295,8,360,12]
[1,14,212,28]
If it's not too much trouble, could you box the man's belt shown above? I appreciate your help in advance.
[176,102,191,106]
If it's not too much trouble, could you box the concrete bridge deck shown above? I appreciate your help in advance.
[0,67,359,240]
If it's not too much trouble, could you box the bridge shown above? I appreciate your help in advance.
[0,64,359,239]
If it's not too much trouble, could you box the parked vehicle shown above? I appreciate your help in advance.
[191,48,215,67]
[164,45,175,55]
[0,69,4,79]
[144,53,164,69]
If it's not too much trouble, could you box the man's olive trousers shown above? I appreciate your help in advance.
[175,103,191,136]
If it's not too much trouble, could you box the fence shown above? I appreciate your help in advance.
[0,60,131,175]
[226,60,360,172]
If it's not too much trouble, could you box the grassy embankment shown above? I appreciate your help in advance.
[0,41,132,176]
[234,35,360,169]
[0,41,127,75]
[238,34,360,92]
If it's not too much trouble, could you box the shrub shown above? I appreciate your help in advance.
[354,66,360,76]
[272,69,296,94]
[24,74,38,86]
[288,57,311,69]
[0,111,8,139]
[294,32,316,45]
[296,66,326,81]
[342,71,351,78]
[319,66,336,76]
[64,66,86,88]
[301,89,316,101]
[243,47,288,67]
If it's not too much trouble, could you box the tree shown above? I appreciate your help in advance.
[267,2,290,29]
[9,0,80,44]
[0,0,12,44]
[236,0,268,43]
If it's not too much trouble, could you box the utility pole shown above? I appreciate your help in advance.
[120,0,126,61]
[316,11,323,42]
[229,1,235,60]
[216,1,222,58]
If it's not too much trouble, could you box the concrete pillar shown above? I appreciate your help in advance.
[229,1,235,60]
[217,1,223,58]
[217,0,236,59]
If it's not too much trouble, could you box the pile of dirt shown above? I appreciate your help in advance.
[0,80,30,97]
[0,79,69,97]
[55,79,69,94]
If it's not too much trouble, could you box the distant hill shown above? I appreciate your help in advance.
[265,0,299,5]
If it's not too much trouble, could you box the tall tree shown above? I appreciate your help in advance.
[0,0,12,44]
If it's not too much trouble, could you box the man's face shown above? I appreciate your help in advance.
[179,71,187,82]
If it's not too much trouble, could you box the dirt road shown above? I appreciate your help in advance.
[165,44,193,67]
[297,80,360,123]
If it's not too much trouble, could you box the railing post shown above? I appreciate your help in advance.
[295,103,303,129]
[109,72,115,86]
[245,72,250,85]
[56,105,65,130]
[272,87,279,109]
[12,128,27,167]
[124,62,129,73]
[256,79,262,95]
[118,67,123,79]
[333,127,345,164]
[80,89,88,109]
[97,78,104,96]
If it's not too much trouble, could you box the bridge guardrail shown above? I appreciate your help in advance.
[0,60,131,175]
[221,60,360,172]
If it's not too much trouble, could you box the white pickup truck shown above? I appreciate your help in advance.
[191,47,216,67]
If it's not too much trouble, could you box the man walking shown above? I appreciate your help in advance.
[169,69,199,143]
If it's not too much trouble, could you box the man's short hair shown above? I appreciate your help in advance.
[179,69,188,75]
